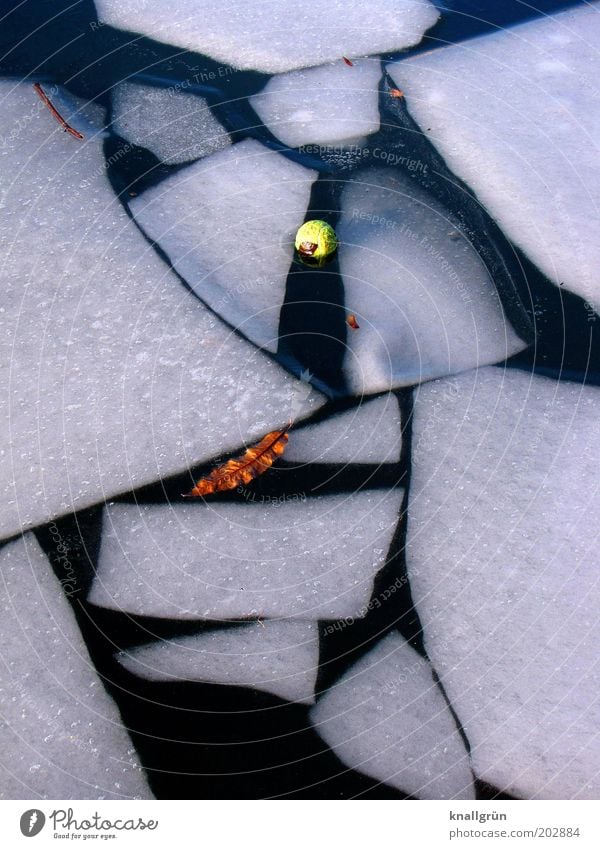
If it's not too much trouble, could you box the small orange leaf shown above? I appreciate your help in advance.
[346,314,360,330]
[184,427,290,497]
[390,88,404,98]
[342,56,354,66]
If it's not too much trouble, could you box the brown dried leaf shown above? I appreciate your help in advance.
[184,427,290,497]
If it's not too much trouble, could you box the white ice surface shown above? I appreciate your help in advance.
[94,0,439,74]
[285,393,402,464]
[0,534,151,799]
[407,366,600,799]
[118,620,319,704]
[111,81,231,164]
[389,2,600,310]
[311,632,474,798]
[131,139,316,352]
[337,168,526,394]
[251,59,381,148]
[89,490,403,620]
[0,83,323,541]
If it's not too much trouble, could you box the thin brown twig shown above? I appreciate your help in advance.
[33,83,84,140]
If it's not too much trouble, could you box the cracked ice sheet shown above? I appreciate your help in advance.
[285,393,402,464]
[111,81,231,164]
[0,83,323,541]
[251,59,382,149]
[94,0,439,74]
[0,534,151,799]
[337,168,526,394]
[131,139,316,352]
[89,490,403,620]
[389,2,600,309]
[407,366,600,799]
[311,632,474,799]
[118,620,319,704]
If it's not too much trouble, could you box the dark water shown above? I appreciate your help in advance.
[1,0,594,800]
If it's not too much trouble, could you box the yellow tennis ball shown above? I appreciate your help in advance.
[294,220,338,264]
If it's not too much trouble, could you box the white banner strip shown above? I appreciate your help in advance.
[0,800,599,847]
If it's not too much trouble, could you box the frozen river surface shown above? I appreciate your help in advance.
[0,0,598,801]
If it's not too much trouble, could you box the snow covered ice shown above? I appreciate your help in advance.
[390,1,600,311]
[0,534,151,799]
[111,81,231,164]
[407,367,600,799]
[2,0,599,803]
[337,168,526,393]
[118,620,319,704]
[133,157,527,395]
[89,491,403,620]
[94,0,439,74]
[0,83,324,541]
[251,59,382,149]
[130,139,316,353]
[311,632,474,799]
[285,393,402,465]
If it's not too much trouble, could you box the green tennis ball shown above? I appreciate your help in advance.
[295,220,338,264]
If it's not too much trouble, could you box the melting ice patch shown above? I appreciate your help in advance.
[389,2,600,310]
[337,168,526,394]
[311,632,474,799]
[118,620,319,704]
[89,491,403,620]
[0,535,151,799]
[111,81,231,164]
[131,140,316,352]
[407,367,600,799]
[0,83,323,541]
[251,59,382,148]
[94,0,439,74]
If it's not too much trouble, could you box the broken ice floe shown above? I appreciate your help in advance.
[117,620,319,704]
[407,366,600,799]
[94,0,439,74]
[251,59,381,149]
[337,168,527,394]
[311,631,474,798]
[389,2,600,311]
[285,393,402,465]
[0,534,151,799]
[89,490,403,620]
[111,81,231,164]
[131,139,317,352]
[0,83,324,542]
